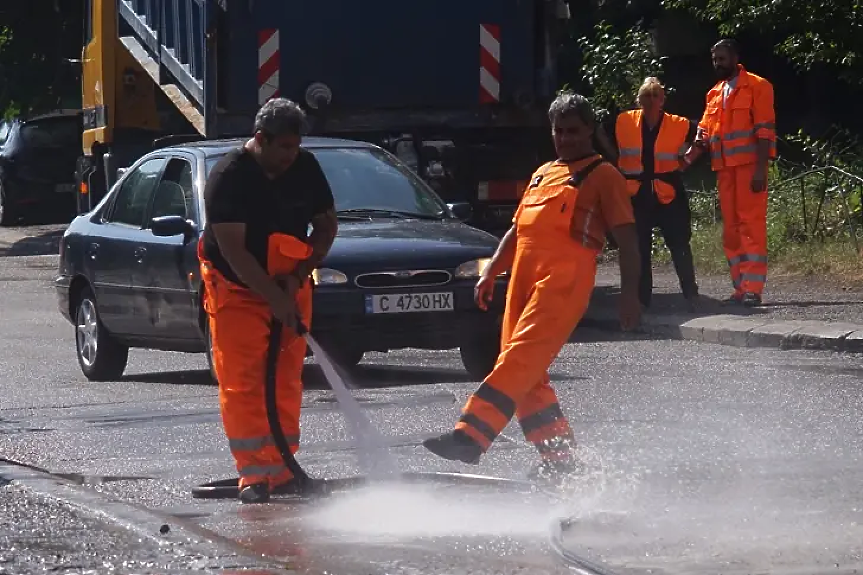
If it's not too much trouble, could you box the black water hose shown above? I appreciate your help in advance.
[548,517,621,575]
[264,312,311,486]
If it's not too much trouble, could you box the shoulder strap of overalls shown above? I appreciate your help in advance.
[569,157,605,187]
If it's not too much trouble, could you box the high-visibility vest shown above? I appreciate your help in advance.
[615,110,690,204]
[698,65,777,171]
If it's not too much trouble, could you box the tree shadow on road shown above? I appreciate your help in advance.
[0,226,65,257]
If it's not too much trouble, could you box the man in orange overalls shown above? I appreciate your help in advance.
[423,91,642,482]
[199,98,338,504]
[682,39,776,306]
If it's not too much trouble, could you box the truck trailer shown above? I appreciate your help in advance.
[76,0,573,234]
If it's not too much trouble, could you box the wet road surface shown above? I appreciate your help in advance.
[1,252,862,574]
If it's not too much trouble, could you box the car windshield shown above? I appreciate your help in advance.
[205,146,448,218]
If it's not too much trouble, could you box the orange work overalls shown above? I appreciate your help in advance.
[198,232,313,490]
[455,159,603,461]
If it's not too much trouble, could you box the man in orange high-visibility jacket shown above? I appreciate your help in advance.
[423,91,642,484]
[615,76,699,311]
[682,39,776,306]
[199,98,338,504]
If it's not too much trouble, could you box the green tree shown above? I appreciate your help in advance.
[0,2,83,119]
[661,0,862,84]
[574,21,667,122]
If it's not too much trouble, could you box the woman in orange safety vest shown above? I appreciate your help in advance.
[423,90,642,484]
[615,77,699,311]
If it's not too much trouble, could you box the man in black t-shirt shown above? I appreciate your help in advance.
[198,98,337,504]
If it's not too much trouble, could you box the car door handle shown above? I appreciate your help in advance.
[86,242,99,260]
[134,246,147,262]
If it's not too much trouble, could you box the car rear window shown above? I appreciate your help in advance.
[20,118,80,148]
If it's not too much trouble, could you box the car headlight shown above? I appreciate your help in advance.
[454,258,502,278]
[311,268,348,285]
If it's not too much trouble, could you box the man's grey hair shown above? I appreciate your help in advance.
[253,98,307,139]
[548,90,595,127]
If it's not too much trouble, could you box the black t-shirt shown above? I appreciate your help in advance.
[201,146,335,286]
[638,116,697,195]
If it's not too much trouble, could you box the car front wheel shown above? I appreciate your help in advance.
[459,332,501,381]
[75,286,129,381]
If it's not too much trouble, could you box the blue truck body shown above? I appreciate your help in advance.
[86,0,572,232]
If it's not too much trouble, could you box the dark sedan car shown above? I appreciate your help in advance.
[55,137,509,383]
[0,110,83,225]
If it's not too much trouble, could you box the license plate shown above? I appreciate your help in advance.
[55,183,75,193]
[365,292,454,314]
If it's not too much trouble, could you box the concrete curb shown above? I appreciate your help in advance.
[0,458,297,574]
[578,309,863,353]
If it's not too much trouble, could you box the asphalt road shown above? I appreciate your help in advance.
[1,247,862,574]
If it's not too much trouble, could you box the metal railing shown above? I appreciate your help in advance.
[684,163,863,253]
[771,164,863,251]
[117,0,207,109]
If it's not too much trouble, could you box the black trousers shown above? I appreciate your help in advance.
[633,184,698,308]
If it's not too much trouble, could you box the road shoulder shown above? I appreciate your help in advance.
[0,458,295,575]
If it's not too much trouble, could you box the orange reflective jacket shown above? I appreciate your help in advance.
[697,65,777,171]
[615,110,690,204]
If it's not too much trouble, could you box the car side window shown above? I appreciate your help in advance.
[108,158,167,227]
[149,158,194,222]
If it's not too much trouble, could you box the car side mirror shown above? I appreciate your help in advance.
[447,202,473,221]
[151,215,196,239]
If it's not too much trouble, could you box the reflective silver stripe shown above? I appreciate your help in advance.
[745,253,768,264]
[238,464,287,478]
[230,436,274,451]
[740,273,766,283]
[619,147,641,157]
[655,152,678,160]
[620,168,642,176]
[229,434,300,452]
[724,144,757,156]
[729,253,768,267]
[753,122,775,130]
[723,129,754,141]
[678,144,689,155]
[709,135,721,144]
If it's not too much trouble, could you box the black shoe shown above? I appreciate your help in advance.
[238,483,270,504]
[422,430,483,465]
[722,293,743,306]
[741,292,762,307]
[527,458,587,485]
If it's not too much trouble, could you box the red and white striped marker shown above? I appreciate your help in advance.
[258,29,280,105]
[479,23,500,103]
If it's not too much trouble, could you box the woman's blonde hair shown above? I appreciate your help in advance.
[636,77,664,106]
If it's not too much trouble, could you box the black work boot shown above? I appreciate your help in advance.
[741,292,762,307]
[422,430,483,465]
[238,483,270,504]
[722,293,743,306]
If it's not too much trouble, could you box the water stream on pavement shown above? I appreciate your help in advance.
[305,334,400,481]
